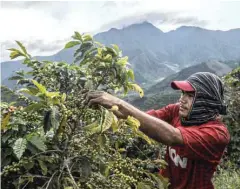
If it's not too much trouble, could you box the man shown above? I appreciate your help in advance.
[85,72,230,189]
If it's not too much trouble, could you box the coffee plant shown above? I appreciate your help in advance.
[1,32,168,189]
[223,66,240,163]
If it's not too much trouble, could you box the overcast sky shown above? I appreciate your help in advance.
[1,0,240,62]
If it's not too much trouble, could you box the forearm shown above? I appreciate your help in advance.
[118,100,182,145]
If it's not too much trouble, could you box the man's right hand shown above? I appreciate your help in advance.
[84,91,128,119]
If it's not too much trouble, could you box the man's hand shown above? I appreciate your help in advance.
[85,91,127,118]
[85,91,120,108]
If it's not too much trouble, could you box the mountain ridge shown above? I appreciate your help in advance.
[1,22,240,88]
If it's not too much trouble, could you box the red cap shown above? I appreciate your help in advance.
[171,81,195,91]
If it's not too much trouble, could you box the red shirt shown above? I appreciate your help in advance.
[147,103,230,189]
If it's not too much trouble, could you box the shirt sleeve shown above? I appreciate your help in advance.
[146,103,178,123]
[177,124,230,161]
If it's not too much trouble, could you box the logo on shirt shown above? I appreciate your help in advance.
[169,147,188,168]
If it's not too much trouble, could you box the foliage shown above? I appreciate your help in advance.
[223,66,240,162]
[1,33,168,189]
[213,160,240,189]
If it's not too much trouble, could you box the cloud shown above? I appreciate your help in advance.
[101,1,117,8]
[1,38,70,62]
[1,1,70,20]
[1,1,49,9]
[99,11,207,31]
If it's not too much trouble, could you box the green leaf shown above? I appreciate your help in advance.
[97,48,102,57]
[99,163,110,177]
[118,148,126,152]
[95,41,103,47]
[128,83,144,97]
[23,160,34,170]
[111,114,119,133]
[73,31,83,41]
[15,70,25,76]
[32,80,47,94]
[111,44,120,54]
[85,80,94,90]
[26,142,39,154]
[16,40,27,55]
[61,93,67,102]
[37,160,48,175]
[13,138,27,159]
[158,174,170,189]
[149,173,164,189]
[83,34,93,42]
[51,106,60,133]
[1,113,11,131]
[18,88,35,96]
[78,157,92,181]
[153,159,168,168]
[135,130,154,145]
[17,78,31,85]
[24,103,46,112]
[126,116,154,144]
[126,116,140,129]
[2,132,13,143]
[127,69,135,81]
[27,86,40,95]
[137,182,151,189]
[101,109,114,132]
[27,135,46,152]
[98,134,107,148]
[103,54,112,62]
[83,121,101,135]
[46,91,60,99]
[8,48,20,52]
[8,75,24,80]
[117,56,128,66]
[65,41,80,49]
[57,114,68,135]
[9,51,24,59]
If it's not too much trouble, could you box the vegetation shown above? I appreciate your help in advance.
[213,161,240,189]
[1,33,168,189]
[1,32,240,189]
[222,67,240,162]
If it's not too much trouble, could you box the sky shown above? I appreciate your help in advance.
[1,0,240,62]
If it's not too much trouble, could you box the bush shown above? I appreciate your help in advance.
[223,67,240,162]
[1,33,168,189]
[213,161,240,189]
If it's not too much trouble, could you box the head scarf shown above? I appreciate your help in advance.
[181,72,227,126]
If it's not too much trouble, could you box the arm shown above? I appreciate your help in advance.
[85,91,183,146]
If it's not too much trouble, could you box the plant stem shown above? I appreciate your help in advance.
[65,160,79,189]
[45,171,58,189]
[30,150,62,159]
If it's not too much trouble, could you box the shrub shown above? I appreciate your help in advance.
[1,33,168,189]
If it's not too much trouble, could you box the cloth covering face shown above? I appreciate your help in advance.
[182,72,227,126]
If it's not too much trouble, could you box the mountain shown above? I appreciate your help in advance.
[129,60,235,110]
[146,60,233,94]
[1,22,240,88]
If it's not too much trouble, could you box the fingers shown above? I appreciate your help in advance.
[88,97,112,109]
[112,110,127,119]
[85,91,104,104]
[84,91,106,106]
[87,97,101,107]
